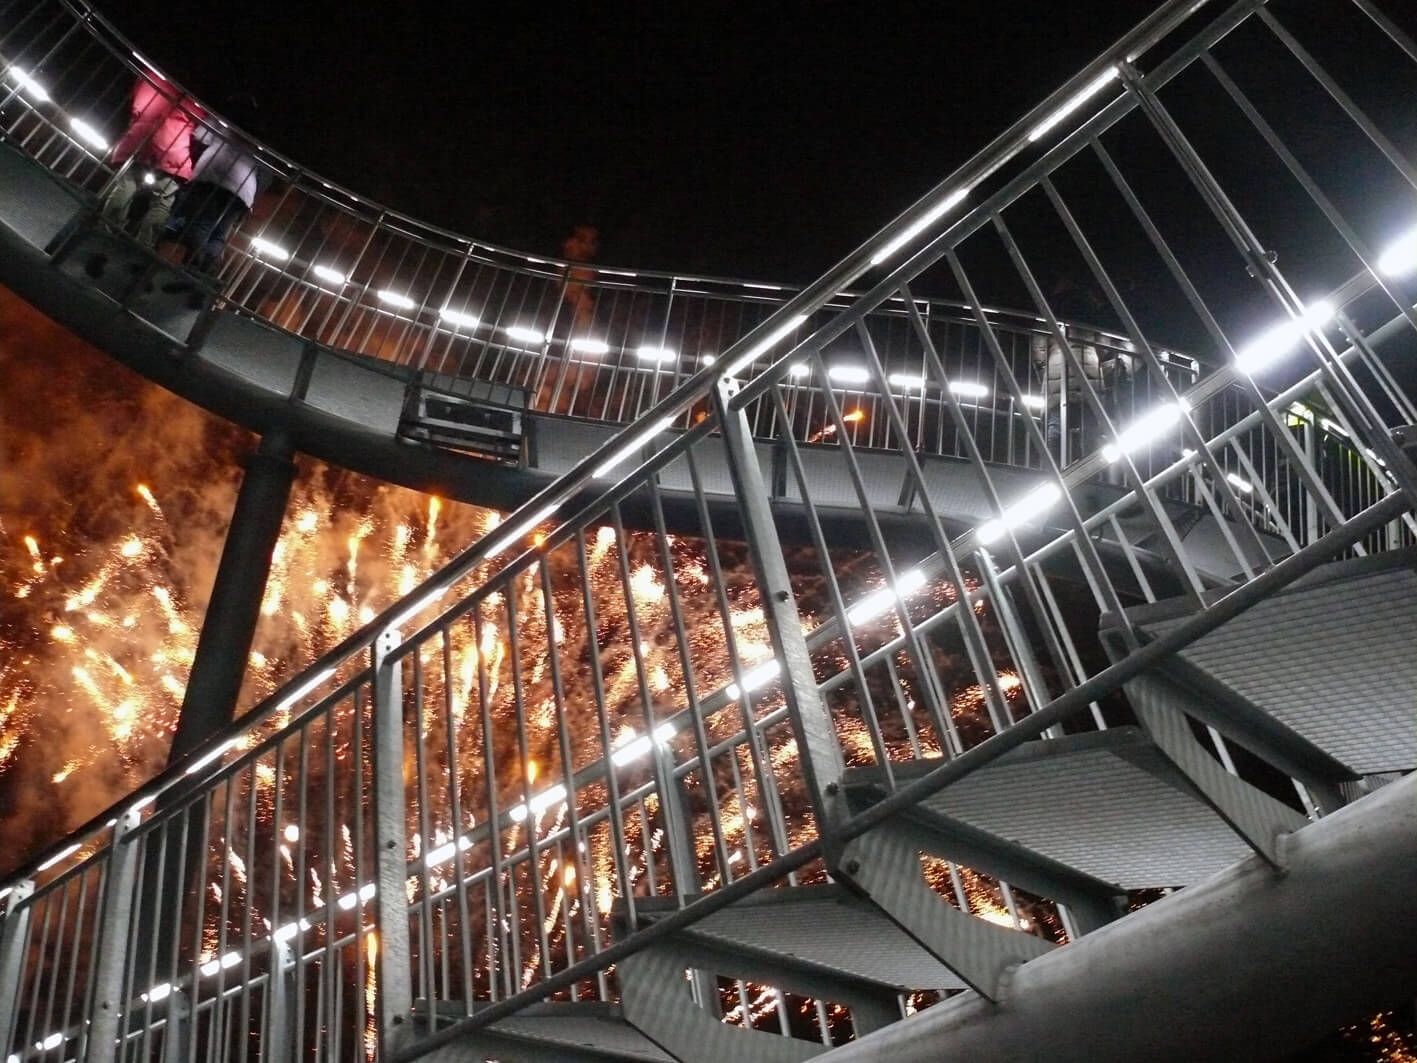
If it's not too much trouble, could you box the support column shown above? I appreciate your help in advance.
[371,626,413,1055]
[167,429,296,766]
[712,379,848,840]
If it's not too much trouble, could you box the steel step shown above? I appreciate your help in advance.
[633,885,965,993]
[845,727,1252,890]
[1120,550,1417,776]
[415,1002,677,1063]
[617,941,825,1063]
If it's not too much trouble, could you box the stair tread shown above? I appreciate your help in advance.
[636,885,966,990]
[846,728,1250,889]
[417,1003,675,1062]
[487,1007,675,1061]
[1132,552,1417,775]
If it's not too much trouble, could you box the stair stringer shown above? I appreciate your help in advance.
[1124,671,1309,868]
[871,800,1126,937]
[835,819,1053,1001]
[641,924,904,1037]
[617,940,825,1063]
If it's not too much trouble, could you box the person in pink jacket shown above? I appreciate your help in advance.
[99,74,204,246]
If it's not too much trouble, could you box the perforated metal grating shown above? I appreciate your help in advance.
[1155,564,1417,774]
[488,1010,678,1061]
[671,886,966,990]
[919,733,1251,889]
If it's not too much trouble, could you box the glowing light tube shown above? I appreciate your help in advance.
[7,67,49,102]
[593,417,674,479]
[376,289,416,310]
[1102,399,1190,464]
[950,380,990,399]
[611,722,677,767]
[870,186,971,265]
[69,117,108,150]
[486,504,559,558]
[249,236,290,262]
[846,568,929,625]
[438,307,480,329]
[725,658,782,701]
[829,365,871,385]
[722,314,808,376]
[570,338,610,356]
[1377,225,1417,277]
[977,482,1064,544]
[1027,66,1120,142]
[505,325,546,345]
[1233,301,1334,376]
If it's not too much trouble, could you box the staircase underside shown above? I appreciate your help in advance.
[1120,549,1417,777]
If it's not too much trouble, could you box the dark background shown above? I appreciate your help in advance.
[103,0,1166,281]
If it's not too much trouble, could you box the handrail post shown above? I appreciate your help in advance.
[263,940,295,1063]
[83,806,143,1063]
[712,378,848,846]
[0,879,34,1058]
[371,627,414,1054]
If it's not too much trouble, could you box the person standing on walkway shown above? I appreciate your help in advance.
[99,74,204,246]
[164,94,268,273]
[1031,278,1106,464]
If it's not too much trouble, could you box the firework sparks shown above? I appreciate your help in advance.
[0,287,1087,1050]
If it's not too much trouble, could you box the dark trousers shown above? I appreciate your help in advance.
[1046,399,1099,464]
[165,182,248,272]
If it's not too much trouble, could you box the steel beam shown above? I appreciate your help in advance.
[167,429,297,766]
[813,770,1417,1063]
[83,808,142,1063]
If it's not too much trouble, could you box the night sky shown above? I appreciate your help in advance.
[104,0,1166,281]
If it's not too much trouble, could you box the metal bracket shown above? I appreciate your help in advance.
[835,821,1052,1001]
[1126,672,1307,868]
[618,941,823,1063]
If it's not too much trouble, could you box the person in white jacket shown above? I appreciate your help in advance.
[164,94,268,272]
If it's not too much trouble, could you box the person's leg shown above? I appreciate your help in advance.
[134,174,180,247]
[99,168,140,229]
[170,183,225,267]
[190,197,246,273]
[1046,404,1062,461]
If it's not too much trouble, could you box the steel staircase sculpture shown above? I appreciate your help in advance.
[1,0,1416,1061]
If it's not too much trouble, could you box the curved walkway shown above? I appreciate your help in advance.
[0,139,1275,585]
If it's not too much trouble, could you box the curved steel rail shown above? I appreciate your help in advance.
[0,0,1210,460]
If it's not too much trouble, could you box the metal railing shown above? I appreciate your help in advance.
[0,0,1218,469]
[2,0,1417,1059]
